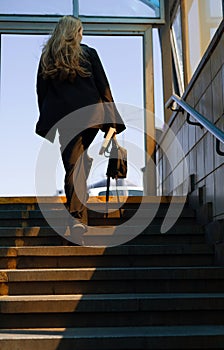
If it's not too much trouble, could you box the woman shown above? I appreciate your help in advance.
[35,16,126,235]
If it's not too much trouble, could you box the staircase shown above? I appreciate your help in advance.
[0,196,224,349]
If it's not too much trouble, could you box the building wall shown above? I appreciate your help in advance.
[156,22,224,220]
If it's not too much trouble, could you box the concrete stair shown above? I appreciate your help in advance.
[0,196,223,349]
[1,326,224,350]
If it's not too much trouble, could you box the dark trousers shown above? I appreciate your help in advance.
[59,128,99,225]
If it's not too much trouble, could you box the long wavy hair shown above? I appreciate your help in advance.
[41,16,90,82]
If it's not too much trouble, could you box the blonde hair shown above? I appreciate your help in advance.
[41,16,90,81]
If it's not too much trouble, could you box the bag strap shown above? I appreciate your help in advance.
[105,176,122,219]
[105,134,123,219]
[115,178,122,218]
[105,175,110,218]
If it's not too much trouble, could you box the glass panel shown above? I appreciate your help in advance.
[183,0,223,82]
[79,0,161,18]
[0,34,49,196]
[0,34,144,195]
[0,0,73,15]
[170,6,184,95]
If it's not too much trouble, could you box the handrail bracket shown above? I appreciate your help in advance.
[216,139,224,156]
[186,113,203,129]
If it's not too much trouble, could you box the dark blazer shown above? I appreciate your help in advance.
[35,44,126,142]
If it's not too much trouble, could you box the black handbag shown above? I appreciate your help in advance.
[104,137,127,218]
[106,137,127,180]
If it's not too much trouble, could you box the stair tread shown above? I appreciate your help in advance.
[0,207,195,218]
[0,196,187,204]
[0,226,205,235]
[0,244,213,257]
[2,293,224,314]
[1,266,224,282]
[2,292,224,301]
[1,325,224,337]
[1,326,224,350]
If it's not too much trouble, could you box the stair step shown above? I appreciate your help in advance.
[0,244,214,269]
[0,221,205,246]
[1,293,224,328]
[0,234,205,247]
[0,198,196,232]
[0,244,213,257]
[0,195,218,347]
[2,266,224,283]
[0,196,186,205]
[0,205,196,219]
[1,266,224,295]
[0,226,203,237]
[0,224,205,238]
[0,325,224,349]
[0,217,199,228]
[1,292,224,313]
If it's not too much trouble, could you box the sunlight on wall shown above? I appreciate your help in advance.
[183,0,223,81]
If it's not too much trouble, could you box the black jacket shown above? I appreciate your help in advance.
[35,44,126,142]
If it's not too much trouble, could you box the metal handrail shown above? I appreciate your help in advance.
[166,93,224,156]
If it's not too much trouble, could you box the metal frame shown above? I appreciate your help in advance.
[80,16,165,24]
[170,4,184,96]
[0,14,163,34]
[0,15,60,34]
[159,0,173,124]
[73,0,79,17]
[143,27,156,195]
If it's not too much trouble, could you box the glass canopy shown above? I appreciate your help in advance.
[0,0,163,20]
[0,0,73,15]
[79,0,161,18]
